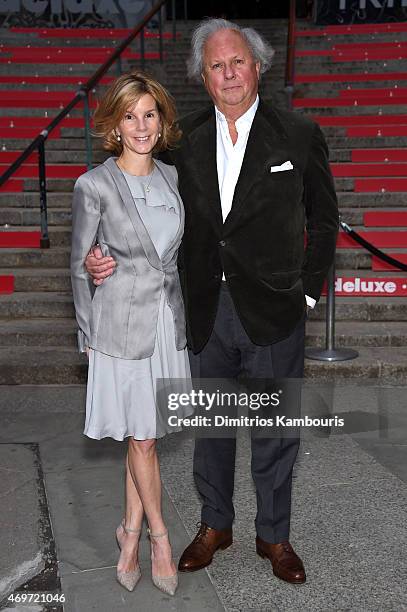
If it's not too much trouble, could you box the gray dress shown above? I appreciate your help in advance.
[84,165,191,441]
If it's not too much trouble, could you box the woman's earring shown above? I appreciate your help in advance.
[116,133,121,142]
[158,132,161,138]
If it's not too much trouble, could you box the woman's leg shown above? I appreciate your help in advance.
[117,450,144,574]
[128,438,176,577]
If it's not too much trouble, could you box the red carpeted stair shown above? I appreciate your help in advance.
[295,19,407,308]
[1,19,406,383]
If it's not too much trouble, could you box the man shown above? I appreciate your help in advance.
[86,19,338,584]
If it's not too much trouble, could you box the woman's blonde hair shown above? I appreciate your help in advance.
[92,71,181,155]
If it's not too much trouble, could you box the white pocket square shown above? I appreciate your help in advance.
[269,160,293,173]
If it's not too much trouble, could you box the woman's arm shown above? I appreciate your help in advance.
[70,174,101,351]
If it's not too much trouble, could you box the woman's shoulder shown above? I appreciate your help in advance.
[74,157,113,188]
[154,158,178,184]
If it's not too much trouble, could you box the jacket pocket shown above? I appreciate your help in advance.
[259,270,302,291]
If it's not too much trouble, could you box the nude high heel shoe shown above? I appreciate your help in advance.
[116,520,142,592]
[147,528,178,596]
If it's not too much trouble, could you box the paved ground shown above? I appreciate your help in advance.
[0,383,406,612]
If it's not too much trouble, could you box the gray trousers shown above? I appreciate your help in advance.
[188,283,305,544]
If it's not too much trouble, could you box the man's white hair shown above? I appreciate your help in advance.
[187,18,275,81]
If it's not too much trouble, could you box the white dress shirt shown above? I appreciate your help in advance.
[215,95,315,308]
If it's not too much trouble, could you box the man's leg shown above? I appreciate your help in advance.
[189,285,241,529]
[245,316,305,543]
[231,300,306,583]
[179,285,240,571]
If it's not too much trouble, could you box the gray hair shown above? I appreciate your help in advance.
[187,18,275,81]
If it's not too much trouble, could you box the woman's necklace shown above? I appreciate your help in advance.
[143,165,155,193]
[117,159,155,192]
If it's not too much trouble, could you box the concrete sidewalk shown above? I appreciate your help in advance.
[0,384,406,612]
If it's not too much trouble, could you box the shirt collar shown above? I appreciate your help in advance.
[215,94,259,129]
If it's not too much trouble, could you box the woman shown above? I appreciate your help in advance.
[70,72,191,597]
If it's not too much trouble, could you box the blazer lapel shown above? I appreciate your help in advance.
[186,109,223,232]
[104,157,162,271]
[223,102,290,235]
[153,161,185,263]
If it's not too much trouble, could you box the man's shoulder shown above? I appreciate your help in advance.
[260,102,317,133]
[178,105,214,135]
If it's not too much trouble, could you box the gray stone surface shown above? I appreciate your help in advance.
[0,385,85,413]
[0,406,224,612]
[0,445,45,603]
[0,384,406,611]
[159,428,407,612]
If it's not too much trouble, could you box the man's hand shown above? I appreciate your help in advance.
[85,245,116,286]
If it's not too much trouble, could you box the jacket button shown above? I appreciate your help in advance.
[219,240,226,247]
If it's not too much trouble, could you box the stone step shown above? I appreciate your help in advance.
[0,247,76,268]
[295,81,407,95]
[1,290,406,321]
[334,178,369,191]
[299,104,407,116]
[1,318,405,349]
[295,60,405,71]
[0,347,86,384]
[0,59,138,77]
[0,268,71,291]
[306,320,407,347]
[24,179,75,192]
[4,265,405,294]
[44,150,107,164]
[336,207,407,225]
[305,346,407,382]
[0,107,84,117]
[296,37,407,49]
[322,125,406,138]
[310,296,407,322]
[337,192,406,207]
[20,259,407,284]
[0,138,102,151]
[0,207,72,226]
[1,190,405,211]
[1,134,403,156]
[1,134,404,156]
[0,345,405,384]
[0,292,74,318]
[0,318,77,346]
[0,245,402,270]
[326,136,407,148]
[0,193,73,208]
[0,75,283,94]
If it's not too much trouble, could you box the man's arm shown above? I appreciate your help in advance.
[301,122,339,302]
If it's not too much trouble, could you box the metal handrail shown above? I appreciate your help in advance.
[0,0,169,247]
[285,0,297,110]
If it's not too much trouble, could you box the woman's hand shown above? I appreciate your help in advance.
[85,245,116,286]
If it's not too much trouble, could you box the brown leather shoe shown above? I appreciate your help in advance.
[256,537,306,584]
[178,523,233,572]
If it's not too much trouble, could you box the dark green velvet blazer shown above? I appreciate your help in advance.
[161,99,339,353]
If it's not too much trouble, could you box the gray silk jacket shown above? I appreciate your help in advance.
[70,156,186,359]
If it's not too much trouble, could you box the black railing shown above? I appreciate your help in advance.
[0,0,169,248]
